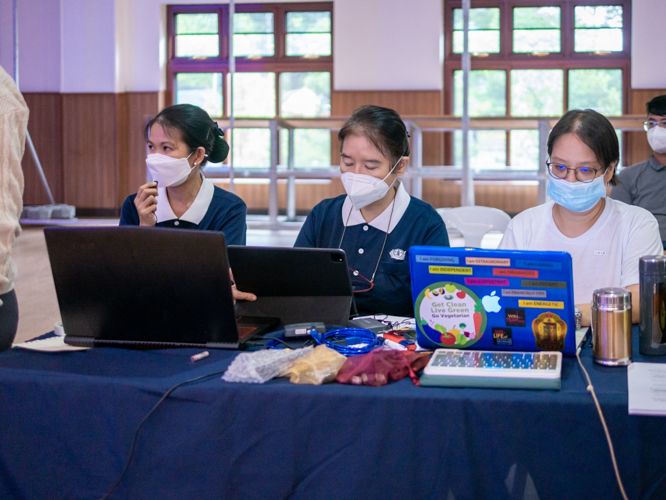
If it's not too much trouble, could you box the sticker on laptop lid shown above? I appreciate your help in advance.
[532,312,567,351]
[492,327,513,346]
[415,282,487,348]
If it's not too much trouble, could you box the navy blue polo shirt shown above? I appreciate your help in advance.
[295,183,449,316]
[119,178,247,245]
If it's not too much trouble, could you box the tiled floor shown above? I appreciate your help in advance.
[10,222,501,344]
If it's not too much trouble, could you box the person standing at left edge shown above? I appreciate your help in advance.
[120,104,247,245]
[295,105,449,316]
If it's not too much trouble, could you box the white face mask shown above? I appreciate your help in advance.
[341,157,402,210]
[648,127,666,154]
[146,152,195,187]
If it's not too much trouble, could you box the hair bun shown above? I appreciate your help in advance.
[209,134,230,163]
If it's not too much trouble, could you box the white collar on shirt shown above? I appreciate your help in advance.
[154,175,214,225]
[340,180,411,234]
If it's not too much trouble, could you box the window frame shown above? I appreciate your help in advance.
[444,0,631,166]
[167,2,334,119]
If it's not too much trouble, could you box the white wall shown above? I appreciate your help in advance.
[0,0,61,92]
[631,0,666,88]
[1,0,662,94]
[0,0,15,79]
[61,0,117,92]
[334,0,443,91]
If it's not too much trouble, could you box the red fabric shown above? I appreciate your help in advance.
[335,349,432,387]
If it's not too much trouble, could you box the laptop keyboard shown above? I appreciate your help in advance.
[429,351,559,370]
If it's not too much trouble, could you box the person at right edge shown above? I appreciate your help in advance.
[0,65,29,352]
[610,95,666,251]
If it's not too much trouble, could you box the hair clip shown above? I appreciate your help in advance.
[211,122,225,138]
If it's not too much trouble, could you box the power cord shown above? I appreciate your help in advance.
[312,327,383,356]
[575,346,628,500]
[100,368,227,500]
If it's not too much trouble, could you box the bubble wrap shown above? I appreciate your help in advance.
[222,346,313,384]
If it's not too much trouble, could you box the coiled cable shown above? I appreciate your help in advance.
[312,327,383,356]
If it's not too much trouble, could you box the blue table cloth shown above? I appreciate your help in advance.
[0,327,665,499]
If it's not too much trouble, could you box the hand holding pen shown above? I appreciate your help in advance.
[134,181,159,226]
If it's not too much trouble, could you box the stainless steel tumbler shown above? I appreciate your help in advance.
[639,255,666,356]
[591,287,632,366]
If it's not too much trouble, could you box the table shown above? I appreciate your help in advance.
[1,327,665,500]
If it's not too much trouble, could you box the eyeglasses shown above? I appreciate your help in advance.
[546,161,602,183]
[349,267,375,294]
[643,120,666,131]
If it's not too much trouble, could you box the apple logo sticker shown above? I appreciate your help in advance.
[482,290,502,313]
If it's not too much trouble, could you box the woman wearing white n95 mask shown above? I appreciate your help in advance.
[499,109,662,327]
[295,105,450,316]
[120,104,247,246]
[120,104,255,303]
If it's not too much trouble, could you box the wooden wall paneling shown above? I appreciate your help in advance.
[422,181,538,216]
[21,93,63,206]
[117,92,160,205]
[627,89,666,167]
[61,94,119,209]
[331,90,444,116]
[117,93,130,206]
[294,179,344,210]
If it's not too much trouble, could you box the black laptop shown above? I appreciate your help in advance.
[227,246,356,326]
[44,227,278,349]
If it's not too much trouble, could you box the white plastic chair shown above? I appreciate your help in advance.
[437,206,511,248]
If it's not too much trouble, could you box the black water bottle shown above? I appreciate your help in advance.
[639,255,666,355]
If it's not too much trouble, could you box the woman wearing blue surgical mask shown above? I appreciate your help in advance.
[120,104,247,246]
[294,105,450,316]
[499,109,662,326]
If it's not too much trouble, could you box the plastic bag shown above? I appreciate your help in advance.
[335,348,431,386]
[222,346,313,384]
[280,345,347,385]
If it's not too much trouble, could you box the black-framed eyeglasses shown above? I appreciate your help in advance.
[546,161,602,183]
[643,119,666,131]
[349,267,375,294]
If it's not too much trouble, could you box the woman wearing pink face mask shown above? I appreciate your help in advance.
[120,104,247,246]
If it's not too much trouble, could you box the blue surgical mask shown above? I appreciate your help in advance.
[547,175,606,212]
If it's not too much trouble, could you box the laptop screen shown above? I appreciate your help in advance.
[409,246,577,355]
[45,227,244,347]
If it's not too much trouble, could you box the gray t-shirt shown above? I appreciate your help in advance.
[610,156,666,243]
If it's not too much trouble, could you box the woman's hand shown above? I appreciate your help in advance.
[229,268,257,304]
[134,182,159,226]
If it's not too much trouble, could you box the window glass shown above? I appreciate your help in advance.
[453,8,500,54]
[233,12,274,57]
[232,129,270,168]
[568,69,622,115]
[454,70,506,117]
[175,13,219,58]
[175,73,223,118]
[511,69,563,116]
[513,7,561,53]
[574,6,623,52]
[280,129,331,168]
[454,131,507,169]
[279,72,330,118]
[286,11,332,56]
[510,130,539,169]
[232,72,276,118]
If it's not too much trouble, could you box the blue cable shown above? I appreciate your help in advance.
[311,327,383,356]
